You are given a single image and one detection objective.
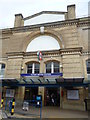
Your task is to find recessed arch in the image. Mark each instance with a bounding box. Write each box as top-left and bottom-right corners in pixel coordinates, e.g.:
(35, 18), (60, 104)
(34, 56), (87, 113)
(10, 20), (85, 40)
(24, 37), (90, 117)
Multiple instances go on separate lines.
(25, 61), (40, 65)
(44, 59), (60, 64)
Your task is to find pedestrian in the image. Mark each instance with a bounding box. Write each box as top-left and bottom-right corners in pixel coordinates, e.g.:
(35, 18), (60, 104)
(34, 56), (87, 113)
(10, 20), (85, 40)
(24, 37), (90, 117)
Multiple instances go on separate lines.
(51, 93), (55, 106)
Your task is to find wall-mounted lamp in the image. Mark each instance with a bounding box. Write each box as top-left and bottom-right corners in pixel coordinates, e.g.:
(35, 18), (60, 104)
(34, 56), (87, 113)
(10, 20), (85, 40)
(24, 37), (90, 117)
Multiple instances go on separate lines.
(60, 64), (63, 68)
(51, 57), (52, 59)
(21, 66), (24, 70)
(40, 26), (44, 34)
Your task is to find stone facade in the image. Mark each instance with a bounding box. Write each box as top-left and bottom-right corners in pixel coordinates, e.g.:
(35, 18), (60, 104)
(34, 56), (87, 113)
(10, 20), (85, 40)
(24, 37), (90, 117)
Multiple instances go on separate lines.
(1, 4), (90, 110)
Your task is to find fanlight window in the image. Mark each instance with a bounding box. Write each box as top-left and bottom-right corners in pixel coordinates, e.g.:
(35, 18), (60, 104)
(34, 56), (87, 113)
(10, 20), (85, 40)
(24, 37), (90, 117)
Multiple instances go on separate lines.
(27, 63), (40, 74)
(46, 61), (59, 73)
(26, 35), (60, 52)
(0, 63), (5, 78)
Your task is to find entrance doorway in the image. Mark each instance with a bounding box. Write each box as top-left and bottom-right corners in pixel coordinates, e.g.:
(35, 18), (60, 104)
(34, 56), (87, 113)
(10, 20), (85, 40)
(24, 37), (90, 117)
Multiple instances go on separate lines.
(24, 87), (38, 100)
(44, 87), (60, 106)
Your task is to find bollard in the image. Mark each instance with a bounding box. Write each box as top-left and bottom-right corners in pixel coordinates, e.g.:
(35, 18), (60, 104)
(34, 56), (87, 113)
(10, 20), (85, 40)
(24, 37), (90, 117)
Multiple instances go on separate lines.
(11, 98), (15, 115)
(1, 97), (4, 108)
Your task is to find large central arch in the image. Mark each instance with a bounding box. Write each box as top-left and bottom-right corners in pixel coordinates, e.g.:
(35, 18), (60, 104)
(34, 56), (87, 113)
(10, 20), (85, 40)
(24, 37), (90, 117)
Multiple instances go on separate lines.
(23, 29), (64, 52)
(26, 35), (60, 52)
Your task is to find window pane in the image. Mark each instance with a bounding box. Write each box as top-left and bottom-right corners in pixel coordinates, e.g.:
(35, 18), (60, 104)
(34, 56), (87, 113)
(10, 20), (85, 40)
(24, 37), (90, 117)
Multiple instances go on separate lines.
(46, 68), (51, 73)
(54, 62), (59, 68)
(54, 62), (59, 73)
(35, 69), (39, 73)
(46, 62), (51, 73)
(27, 63), (32, 73)
(86, 60), (90, 74)
(0, 64), (5, 78)
(35, 63), (39, 73)
(46, 62), (59, 73)
(54, 68), (59, 73)
(27, 69), (32, 74)
(27, 64), (32, 69)
(46, 63), (51, 68)
(1, 64), (5, 69)
(27, 63), (40, 74)
(87, 67), (90, 74)
(35, 63), (39, 69)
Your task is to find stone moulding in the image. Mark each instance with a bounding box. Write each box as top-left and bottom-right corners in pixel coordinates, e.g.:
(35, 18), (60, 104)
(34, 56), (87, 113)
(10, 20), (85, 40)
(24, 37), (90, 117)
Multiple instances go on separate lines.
(2, 17), (90, 34)
(6, 47), (83, 58)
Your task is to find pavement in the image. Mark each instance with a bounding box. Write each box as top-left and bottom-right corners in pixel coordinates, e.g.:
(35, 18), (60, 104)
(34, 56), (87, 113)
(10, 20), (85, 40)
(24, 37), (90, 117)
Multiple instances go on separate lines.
(0, 106), (88, 119)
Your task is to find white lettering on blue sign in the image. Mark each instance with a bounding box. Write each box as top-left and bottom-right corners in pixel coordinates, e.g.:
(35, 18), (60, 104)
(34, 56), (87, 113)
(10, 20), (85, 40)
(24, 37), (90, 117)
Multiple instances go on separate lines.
(21, 73), (63, 77)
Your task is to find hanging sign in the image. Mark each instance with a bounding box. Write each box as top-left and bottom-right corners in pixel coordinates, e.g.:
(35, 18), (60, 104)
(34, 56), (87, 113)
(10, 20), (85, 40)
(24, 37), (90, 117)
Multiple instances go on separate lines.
(37, 51), (42, 61)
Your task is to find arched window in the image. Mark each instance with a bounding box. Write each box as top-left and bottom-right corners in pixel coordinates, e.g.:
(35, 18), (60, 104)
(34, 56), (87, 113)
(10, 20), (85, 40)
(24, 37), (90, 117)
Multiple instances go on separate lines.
(27, 62), (40, 74)
(0, 63), (5, 78)
(46, 61), (59, 73)
(86, 60), (90, 80)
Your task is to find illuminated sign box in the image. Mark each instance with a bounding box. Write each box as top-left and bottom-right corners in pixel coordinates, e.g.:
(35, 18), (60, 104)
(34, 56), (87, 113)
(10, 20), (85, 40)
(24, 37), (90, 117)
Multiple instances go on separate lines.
(36, 95), (42, 101)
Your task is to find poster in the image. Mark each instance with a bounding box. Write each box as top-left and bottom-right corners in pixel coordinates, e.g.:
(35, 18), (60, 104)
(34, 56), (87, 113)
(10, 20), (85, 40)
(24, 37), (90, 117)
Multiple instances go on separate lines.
(67, 90), (79, 100)
(6, 89), (15, 98)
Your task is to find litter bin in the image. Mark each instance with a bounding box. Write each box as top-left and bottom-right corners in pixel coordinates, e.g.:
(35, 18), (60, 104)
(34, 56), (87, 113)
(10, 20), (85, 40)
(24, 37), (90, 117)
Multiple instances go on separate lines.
(22, 101), (29, 111)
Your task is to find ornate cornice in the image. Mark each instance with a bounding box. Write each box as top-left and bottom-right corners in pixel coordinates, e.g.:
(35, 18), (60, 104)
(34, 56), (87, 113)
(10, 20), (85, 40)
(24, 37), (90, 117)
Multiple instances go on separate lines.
(2, 17), (90, 34)
(82, 51), (90, 56)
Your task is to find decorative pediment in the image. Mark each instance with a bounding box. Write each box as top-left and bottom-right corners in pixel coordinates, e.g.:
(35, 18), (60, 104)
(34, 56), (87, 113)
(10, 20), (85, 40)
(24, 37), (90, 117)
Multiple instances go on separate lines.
(24, 11), (66, 26)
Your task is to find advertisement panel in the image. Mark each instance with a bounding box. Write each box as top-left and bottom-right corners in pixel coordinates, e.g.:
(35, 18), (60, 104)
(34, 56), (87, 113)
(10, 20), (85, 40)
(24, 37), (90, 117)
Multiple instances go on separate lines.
(67, 90), (79, 100)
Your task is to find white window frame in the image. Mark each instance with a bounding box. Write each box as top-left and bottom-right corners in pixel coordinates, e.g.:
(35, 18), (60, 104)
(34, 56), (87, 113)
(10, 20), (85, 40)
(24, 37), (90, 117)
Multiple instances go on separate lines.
(46, 62), (59, 73)
(0, 63), (5, 78)
(32, 63), (35, 74)
(27, 63), (39, 74)
(51, 62), (54, 73)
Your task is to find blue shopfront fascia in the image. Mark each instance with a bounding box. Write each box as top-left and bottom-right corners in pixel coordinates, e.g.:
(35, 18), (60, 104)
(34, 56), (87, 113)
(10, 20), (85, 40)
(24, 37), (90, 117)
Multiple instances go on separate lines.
(21, 73), (63, 77)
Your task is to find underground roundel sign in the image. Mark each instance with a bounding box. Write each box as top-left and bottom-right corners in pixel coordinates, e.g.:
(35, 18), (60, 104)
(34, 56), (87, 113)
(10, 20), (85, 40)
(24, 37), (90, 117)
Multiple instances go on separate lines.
(37, 51), (43, 61)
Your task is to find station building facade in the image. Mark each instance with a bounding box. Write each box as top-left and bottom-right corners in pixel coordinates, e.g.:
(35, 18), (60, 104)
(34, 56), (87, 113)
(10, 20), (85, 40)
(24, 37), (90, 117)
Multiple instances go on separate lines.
(0, 4), (90, 110)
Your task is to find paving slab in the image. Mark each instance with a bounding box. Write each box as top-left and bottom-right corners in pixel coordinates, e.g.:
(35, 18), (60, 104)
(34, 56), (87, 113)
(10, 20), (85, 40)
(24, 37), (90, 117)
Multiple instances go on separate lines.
(6, 106), (88, 119)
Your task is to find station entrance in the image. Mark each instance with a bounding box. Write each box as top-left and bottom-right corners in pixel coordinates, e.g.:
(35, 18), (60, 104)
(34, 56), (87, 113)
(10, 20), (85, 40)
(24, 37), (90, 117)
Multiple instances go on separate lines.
(44, 87), (60, 106)
(24, 87), (38, 100)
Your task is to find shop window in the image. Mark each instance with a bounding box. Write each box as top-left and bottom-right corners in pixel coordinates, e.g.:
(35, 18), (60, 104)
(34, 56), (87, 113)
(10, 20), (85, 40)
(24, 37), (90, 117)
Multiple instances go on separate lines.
(0, 63), (5, 78)
(86, 60), (90, 80)
(27, 63), (40, 74)
(46, 62), (59, 73)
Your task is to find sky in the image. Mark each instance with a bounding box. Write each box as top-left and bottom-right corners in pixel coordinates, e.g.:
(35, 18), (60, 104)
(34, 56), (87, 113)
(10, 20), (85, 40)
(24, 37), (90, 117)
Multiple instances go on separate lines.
(0, 0), (90, 29)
